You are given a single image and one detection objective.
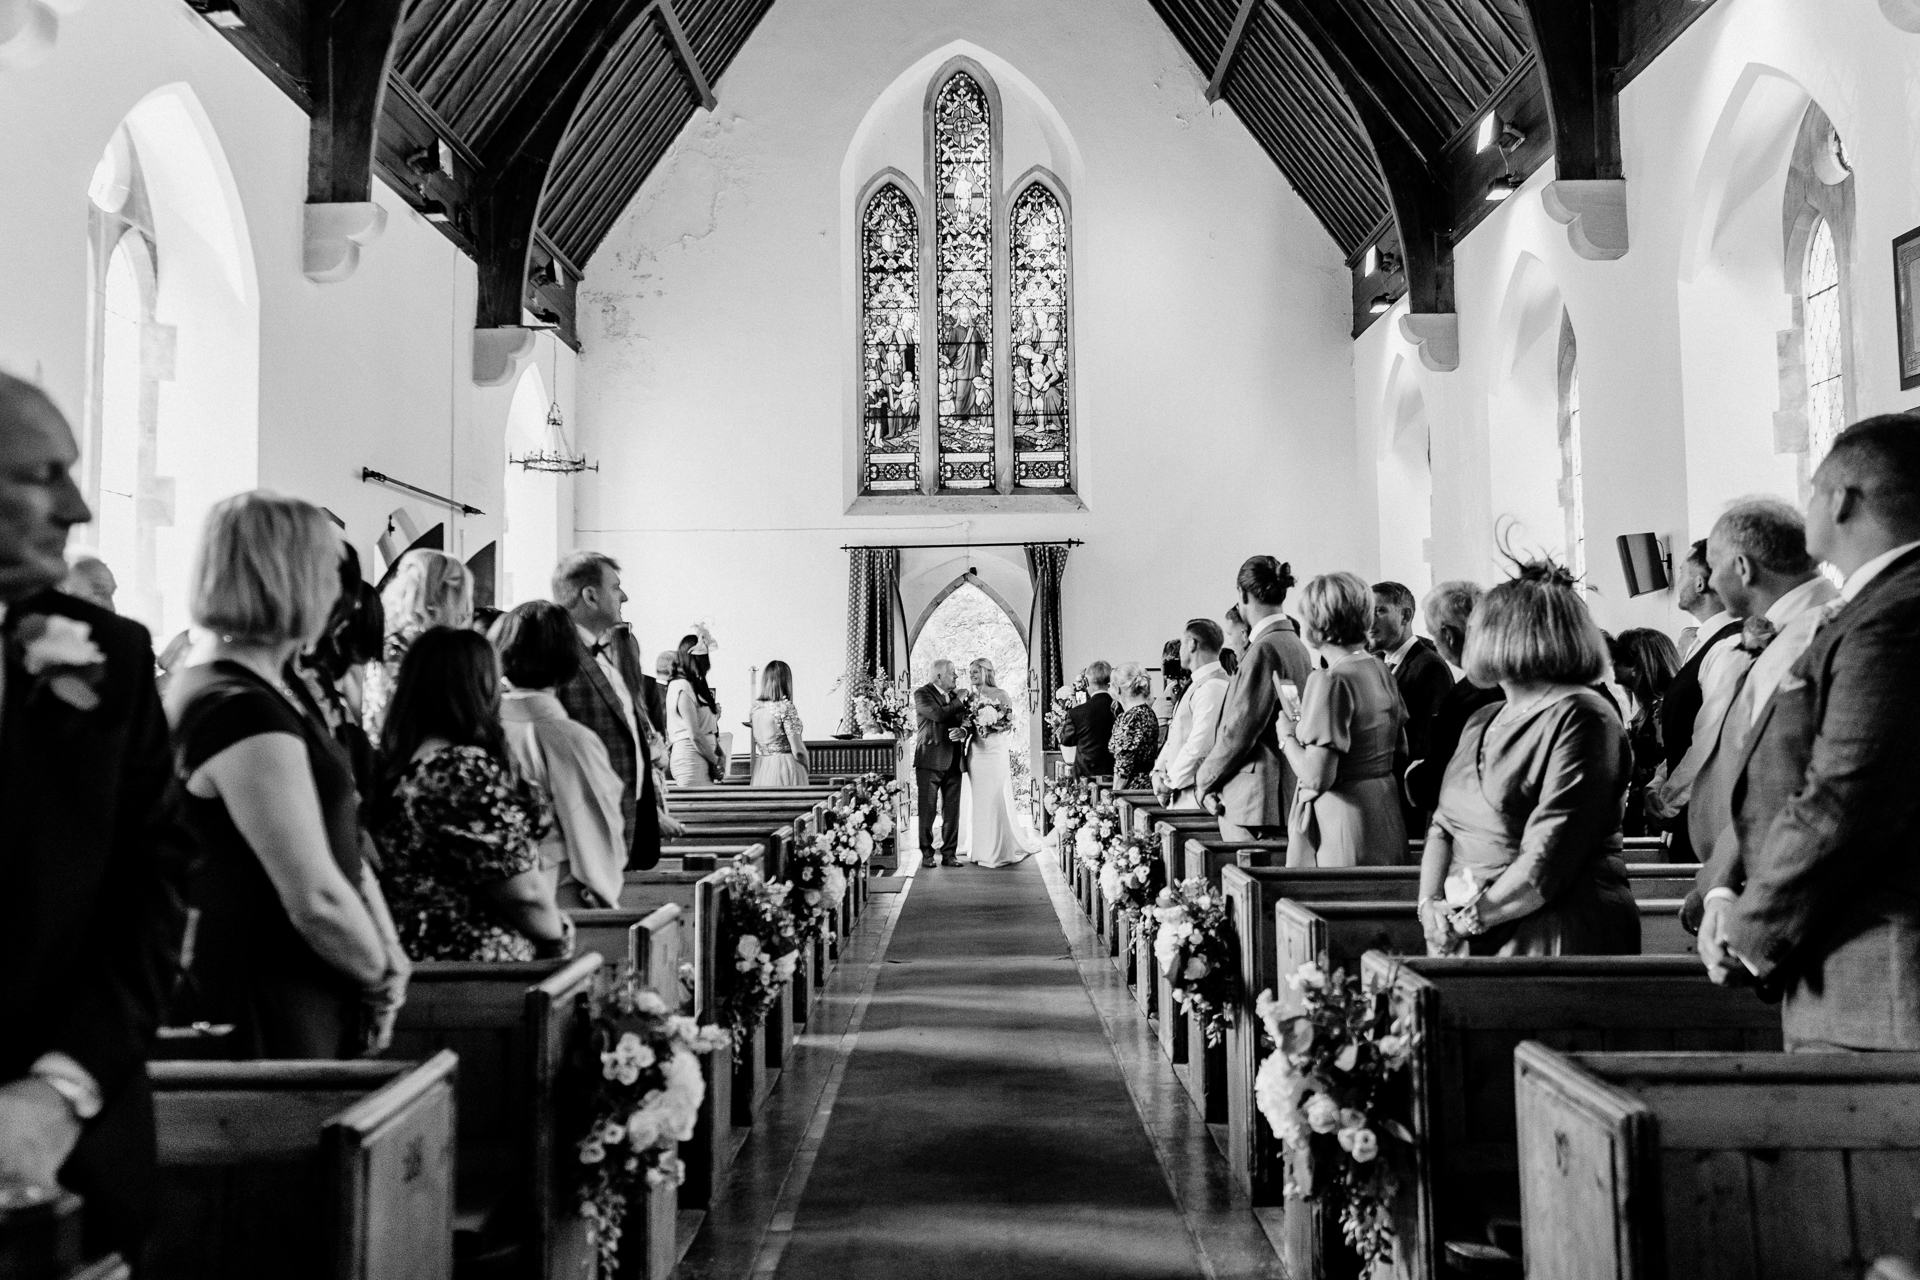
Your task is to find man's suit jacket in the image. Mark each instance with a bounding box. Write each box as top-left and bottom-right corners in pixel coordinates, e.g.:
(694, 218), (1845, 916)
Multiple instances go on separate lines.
(1196, 619), (1314, 827)
(1404, 678), (1505, 814)
(556, 624), (660, 872)
(1661, 618), (1745, 771)
(641, 674), (667, 741)
(1392, 638), (1454, 763)
(1722, 547), (1920, 1049)
(912, 682), (970, 774)
(1060, 691), (1116, 778)
(1, 590), (192, 1254)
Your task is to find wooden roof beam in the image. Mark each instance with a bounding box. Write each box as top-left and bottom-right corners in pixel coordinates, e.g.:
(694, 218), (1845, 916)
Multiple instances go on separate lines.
(654, 0), (717, 111)
(1523, 0), (1629, 259)
(304, 0), (409, 282)
(1207, 0), (1261, 102)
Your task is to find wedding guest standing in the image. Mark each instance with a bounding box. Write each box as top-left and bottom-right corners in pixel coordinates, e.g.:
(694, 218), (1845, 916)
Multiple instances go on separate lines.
(0, 375), (190, 1259)
(1156, 640), (1188, 724)
(1154, 619), (1230, 809)
(553, 551), (677, 872)
(1108, 662), (1161, 790)
(371, 628), (568, 961)
(362, 548), (471, 739)
(1656, 539), (1744, 859)
(1058, 659), (1116, 778)
(1280, 573), (1408, 867)
(290, 543), (383, 797)
(167, 492), (410, 1058)
(495, 602), (627, 909)
(61, 553), (116, 611)
(1197, 556), (1313, 839)
(645, 649), (675, 739)
(1372, 579), (1453, 833)
(1701, 418), (1920, 1051)
(1404, 581), (1503, 812)
(1222, 605), (1250, 673)
(1608, 628), (1680, 838)
(751, 660), (811, 786)
(668, 634), (725, 786)
(1417, 561), (1636, 956)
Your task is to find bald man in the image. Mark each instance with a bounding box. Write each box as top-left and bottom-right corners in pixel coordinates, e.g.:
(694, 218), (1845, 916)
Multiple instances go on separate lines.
(63, 554), (116, 612)
(0, 374), (190, 1259)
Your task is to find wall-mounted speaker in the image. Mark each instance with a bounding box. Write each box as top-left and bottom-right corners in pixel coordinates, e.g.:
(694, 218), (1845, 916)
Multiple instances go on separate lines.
(1616, 532), (1670, 597)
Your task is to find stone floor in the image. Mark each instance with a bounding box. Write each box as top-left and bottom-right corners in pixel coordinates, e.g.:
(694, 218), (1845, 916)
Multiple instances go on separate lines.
(676, 850), (1282, 1280)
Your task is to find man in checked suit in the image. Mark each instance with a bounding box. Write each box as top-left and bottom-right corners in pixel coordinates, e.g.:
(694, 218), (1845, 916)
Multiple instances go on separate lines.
(554, 551), (682, 881)
(1699, 416), (1920, 1050)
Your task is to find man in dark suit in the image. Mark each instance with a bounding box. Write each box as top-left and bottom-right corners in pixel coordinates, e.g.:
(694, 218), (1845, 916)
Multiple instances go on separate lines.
(1404, 580), (1504, 814)
(0, 375), (191, 1258)
(1371, 580), (1454, 831)
(1197, 556), (1314, 839)
(913, 659), (970, 867)
(1701, 415), (1920, 1050)
(553, 551), (681, 879)
(1058, 659), (1116, 778)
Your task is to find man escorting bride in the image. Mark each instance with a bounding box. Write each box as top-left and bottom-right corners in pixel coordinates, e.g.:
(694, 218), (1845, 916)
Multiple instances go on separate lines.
(910, 656), (1039, 869)
(954, 658), (1040, 868)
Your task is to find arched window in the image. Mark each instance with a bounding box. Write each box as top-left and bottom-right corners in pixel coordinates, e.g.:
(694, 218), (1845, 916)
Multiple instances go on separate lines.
(1557, 315), (1586, 581)
(1010, 181), (1070, 488)
(1803, 218), (1844, 467)
(860, 183), (920, 492)
(932, 71), (995, 490)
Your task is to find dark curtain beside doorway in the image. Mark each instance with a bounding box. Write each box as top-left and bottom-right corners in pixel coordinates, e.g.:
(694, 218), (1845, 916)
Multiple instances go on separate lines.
(1025, 543), (1070, 749)
(842, 546), (902, 732)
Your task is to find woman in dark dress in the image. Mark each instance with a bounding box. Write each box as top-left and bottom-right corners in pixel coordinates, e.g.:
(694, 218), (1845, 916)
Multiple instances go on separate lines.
(371, 628), (568, 962)
(1607, 628), (1680, 838)
(167, 493), (409, 1058)
(1108, 661), (1162, 790)
(1418, 560), (1638, 957)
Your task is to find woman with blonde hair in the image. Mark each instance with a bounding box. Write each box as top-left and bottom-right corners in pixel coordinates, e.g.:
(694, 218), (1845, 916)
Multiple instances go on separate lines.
(1275, 571), (1408, 867)
(166, 492), (409, 1058)
(362, 548), (473, 738)
(1107, 661), (1161, 790)
(1417, 561), (1636, 956)
(750, 659), (810, 786)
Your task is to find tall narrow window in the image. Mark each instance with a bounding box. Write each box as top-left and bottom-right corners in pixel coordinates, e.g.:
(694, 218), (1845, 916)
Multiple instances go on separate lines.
(1557, 316), (1586, 581)
(860, 185), (921, 492)
(1803, 218), (1844, 467)
(933, 73), (994, 490)
(1010, 182), (1069, 489)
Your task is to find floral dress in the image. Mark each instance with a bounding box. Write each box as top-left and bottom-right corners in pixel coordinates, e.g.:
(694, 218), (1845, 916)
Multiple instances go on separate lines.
(1109, 704), (1162, 790)
(377, 744), (554, 962)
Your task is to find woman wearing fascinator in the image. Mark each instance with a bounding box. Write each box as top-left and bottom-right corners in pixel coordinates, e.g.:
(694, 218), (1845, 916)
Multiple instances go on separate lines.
(668, 627), (726, 785)
(1416, 557), (1638, 957)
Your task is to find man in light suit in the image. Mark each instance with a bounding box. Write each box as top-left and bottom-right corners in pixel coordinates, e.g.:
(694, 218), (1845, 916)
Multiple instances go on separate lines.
(1700, 416), (1920, 1050)
(913, 659), (970, 867)
(1197, 556), (1314, 840)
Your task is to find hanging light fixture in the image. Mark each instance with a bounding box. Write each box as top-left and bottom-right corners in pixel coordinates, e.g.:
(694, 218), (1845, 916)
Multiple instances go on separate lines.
(1484, 173), (1523, 202)
(1368, 293), (1393, 315)
(510, 335), (597, 474)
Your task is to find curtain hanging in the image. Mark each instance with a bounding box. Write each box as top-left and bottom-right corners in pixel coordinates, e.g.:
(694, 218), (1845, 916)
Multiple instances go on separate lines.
(842, 546), (902, 732)
(1025, 543), (1071, 749)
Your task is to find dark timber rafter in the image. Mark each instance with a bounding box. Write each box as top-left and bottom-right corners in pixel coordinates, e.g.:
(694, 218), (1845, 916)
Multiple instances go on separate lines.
(305, 0), (408, 204)
(656, 0), (717, 111)
(1522, 0), (1629, 258)
(1206, 0), (1262, 103)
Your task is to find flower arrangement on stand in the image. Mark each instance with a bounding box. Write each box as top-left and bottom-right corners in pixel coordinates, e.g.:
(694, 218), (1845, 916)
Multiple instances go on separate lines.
(1096, 832), (1163, 933)
(782, 832), (849, 948)
(574, 969), (728, 1276)
(714, 863), (801, 1048)
(1253, 966), (1416, 1273)
(1147, 878), (1239, 1045)
(857, 772), (905, 860)
(1045, 672), (1091, 742)
(839, 667), (913, 738)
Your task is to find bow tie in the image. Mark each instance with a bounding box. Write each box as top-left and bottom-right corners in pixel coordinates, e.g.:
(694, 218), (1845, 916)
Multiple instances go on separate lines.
(590, 641), (611, 659)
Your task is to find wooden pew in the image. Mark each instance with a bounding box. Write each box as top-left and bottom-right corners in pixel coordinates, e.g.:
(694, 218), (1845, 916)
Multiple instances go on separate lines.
(693, 871), (779, 1133)
(1363, 955), (1781, 1280)
(0, 1187), (130, 1280)
(149, 1054), (458, 1280)
(1516, 1045), (1920, 1280)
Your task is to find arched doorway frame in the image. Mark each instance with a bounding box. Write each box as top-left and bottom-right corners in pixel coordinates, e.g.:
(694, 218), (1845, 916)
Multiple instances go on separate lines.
(908, 568), (1030, 655)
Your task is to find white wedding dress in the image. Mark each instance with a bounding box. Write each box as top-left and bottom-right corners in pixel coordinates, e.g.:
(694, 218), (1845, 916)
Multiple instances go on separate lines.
(958, 713), (1040, 868)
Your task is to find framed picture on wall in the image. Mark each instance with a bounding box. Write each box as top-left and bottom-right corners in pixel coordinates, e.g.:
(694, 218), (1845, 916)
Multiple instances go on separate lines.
(1896, 225), (1920, 391)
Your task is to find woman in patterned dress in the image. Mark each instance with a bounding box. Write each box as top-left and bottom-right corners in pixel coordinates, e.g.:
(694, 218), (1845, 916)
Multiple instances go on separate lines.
(1108, 661), (1162, 790)
(750, 660), (812, 786)
(371, 627), (571, 962)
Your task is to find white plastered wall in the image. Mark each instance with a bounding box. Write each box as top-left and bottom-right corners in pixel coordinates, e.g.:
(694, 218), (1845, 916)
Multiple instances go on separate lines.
(1357, 0), (1920, 637)
(575, 0), (1365, 734)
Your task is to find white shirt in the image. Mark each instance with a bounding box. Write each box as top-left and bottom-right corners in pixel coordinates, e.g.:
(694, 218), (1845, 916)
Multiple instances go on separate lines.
(1248, 611), (1290, 644)
(577, 623), (641, 749)
(1686, 610), (1736, 661)
(1840, 540), (1920, 601)
(1741, 575), (1841, 727)
(1383, 632), (1420, 672)
(1162, 661), (1228, 793)
(1692, 610), (1746, 709)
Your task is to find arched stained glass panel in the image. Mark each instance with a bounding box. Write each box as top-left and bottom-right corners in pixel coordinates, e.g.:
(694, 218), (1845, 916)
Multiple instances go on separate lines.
(1804, 218), (1844, 467)
(861, 185), (920, 492)
(1010, 183), (1069, 489)
(933, 73), (994, 490)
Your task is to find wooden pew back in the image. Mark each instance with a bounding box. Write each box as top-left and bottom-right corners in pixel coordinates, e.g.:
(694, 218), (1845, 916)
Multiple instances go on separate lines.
(1517, 1045), (1920, 1280)
(150, 1054), (458, 1280)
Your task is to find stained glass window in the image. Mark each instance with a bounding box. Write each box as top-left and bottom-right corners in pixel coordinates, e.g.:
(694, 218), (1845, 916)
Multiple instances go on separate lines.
(861, 185), (920, 492)
(1804, 218), (1844, 468)
(933, 73), (995, 490)
(1010, 182), (1069, 488)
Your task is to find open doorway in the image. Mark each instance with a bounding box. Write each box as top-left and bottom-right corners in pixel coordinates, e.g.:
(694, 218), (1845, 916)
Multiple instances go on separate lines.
(909, 577), (1033, 797)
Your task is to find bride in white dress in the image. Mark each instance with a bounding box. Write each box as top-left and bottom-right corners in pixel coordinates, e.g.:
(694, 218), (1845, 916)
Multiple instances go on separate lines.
(956, 659), (1040, 867)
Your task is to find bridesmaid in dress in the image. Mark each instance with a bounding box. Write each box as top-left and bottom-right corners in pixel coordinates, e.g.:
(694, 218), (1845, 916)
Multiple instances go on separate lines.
(750, 660), (811, 787)
(1276, 572), (1409, 867)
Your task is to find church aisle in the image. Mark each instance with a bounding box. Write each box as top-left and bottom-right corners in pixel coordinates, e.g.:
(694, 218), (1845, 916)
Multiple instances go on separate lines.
(757, 855), (1245, 1280)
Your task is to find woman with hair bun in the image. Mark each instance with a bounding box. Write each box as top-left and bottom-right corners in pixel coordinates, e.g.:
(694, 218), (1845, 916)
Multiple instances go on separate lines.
(1196, 556), (1315, 839)
(1417, 560), (1637, 956)
(1277, 571), (1408, 867)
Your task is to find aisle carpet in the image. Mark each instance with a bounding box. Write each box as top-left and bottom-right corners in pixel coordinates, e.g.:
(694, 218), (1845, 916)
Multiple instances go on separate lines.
(772, 856), (1206, 1279)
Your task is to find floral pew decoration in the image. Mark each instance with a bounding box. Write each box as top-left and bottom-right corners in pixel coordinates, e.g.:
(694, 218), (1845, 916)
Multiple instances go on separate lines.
(1072, 798), (1122, 874)
(575, 969), (729, 1275)
(1147, 878), (1239, 1045)
(1096, 831), (1163, 934)
(1042, 776), (1095, 846)
(817, 778), (901, 870)
(1253, 964), (1416, 1273)
(783, 830), (850, 947)
(714, 863), (802, 1049)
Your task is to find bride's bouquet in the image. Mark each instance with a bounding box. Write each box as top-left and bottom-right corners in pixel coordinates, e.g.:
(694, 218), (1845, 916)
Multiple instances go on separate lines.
(964, 695), (1014, 740)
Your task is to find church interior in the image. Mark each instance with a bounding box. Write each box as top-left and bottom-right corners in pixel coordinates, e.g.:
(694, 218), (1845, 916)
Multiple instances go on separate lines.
(5, 0), (1920, 1277)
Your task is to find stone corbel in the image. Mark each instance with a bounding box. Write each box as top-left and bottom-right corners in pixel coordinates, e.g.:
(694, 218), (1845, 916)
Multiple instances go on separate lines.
(1542, 179), (1629, 260)
(302, 201), (388, 283)
(1400, 313), (1460, 373)
(473, 326), (538, 388)
(1879, 0), (1920, 31)
(0, 0), (85, 72)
